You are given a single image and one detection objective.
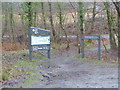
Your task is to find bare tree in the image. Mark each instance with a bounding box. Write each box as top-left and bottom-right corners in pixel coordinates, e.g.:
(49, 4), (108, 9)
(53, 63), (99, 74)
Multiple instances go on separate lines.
(48, 2), (56, 42)
(2, 3), (9, 37)
(77, 2), (85, 53)
(78, 2), (84, 35)
(69, 2), (82, 53)
(9, 3), (15, 43)
(21, 2), (33, 45)
(90, 2), (96, 34)
(112, 1), (120, 50)
(41, 2), (46, 29)
(57, 3), (70, 49)
(104, 2), (117, 49)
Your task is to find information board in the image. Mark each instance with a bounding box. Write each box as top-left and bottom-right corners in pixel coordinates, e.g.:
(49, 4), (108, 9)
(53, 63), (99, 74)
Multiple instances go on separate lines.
(31, 35), (50, 45)
(81, 35), (101, 60)
(29, 27), (51, 60)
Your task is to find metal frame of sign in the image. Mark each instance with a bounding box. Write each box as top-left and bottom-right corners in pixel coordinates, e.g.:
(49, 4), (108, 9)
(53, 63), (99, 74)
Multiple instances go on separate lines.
(81, 35), (101, 60)
(29, 27), (51, 60)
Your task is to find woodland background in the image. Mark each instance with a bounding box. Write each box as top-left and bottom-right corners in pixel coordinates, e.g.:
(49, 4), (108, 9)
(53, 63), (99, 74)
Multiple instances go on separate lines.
(2, 2), (119, 51)
(1, 2), (120, 87)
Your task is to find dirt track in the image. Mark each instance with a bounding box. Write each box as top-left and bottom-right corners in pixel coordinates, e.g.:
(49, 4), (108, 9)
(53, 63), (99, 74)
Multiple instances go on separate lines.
(28, 50), (118, 88)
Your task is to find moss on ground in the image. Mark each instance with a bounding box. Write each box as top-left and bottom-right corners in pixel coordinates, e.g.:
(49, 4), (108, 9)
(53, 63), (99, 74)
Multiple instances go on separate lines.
(2, 50), (46, 88)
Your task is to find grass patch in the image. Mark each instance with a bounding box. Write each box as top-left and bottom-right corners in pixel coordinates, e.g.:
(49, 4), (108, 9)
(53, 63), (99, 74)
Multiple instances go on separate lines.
(2, 50), (44, 87)
(2, 59), (40, 81)
(2, 50), (29, 61)
(6, 59), (42, 88)
(32, 58), (50, 62)
(2, 49), (48, 61)
(9, 71), (41, 88)
(2, 72), (9, 81)
(14, 60), (38, 69)
(11, 78), (39, 88)
(75, 55), (118, 66)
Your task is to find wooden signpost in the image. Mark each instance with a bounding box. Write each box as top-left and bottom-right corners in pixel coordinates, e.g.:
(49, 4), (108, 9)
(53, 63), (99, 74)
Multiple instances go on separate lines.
(81, 35), (101, 60)
(29, 27), (51, 60)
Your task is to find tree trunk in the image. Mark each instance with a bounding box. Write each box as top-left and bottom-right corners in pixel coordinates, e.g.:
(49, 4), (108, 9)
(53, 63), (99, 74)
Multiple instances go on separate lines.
(69, 2), (81, 53)
(57, 3), (69, 49)
(33, 12), (37, 27)
(77, 2), (85, 53)
(90, 2), (96, 34)
(113, 2), (120, 51)
(48, 2), (56, 41)
(41, 2), (46, 29)
(27, 2), (32, 28)
(118, 14), (120, 46)
(104, 2), (117, 49)
(24, 2), (33, 46)
(9, 4), (15, 43)
(78, 2), (84, 35)
(3, 6), (8, 37)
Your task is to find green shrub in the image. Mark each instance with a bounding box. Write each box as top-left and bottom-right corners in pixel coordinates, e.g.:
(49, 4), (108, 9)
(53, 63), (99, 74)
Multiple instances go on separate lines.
(2, 72), (9, 81)
(85, 39), (92, 46)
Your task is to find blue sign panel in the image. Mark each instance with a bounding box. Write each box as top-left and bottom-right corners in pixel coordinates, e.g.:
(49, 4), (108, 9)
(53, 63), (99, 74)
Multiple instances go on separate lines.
(82, 35), (100, 40)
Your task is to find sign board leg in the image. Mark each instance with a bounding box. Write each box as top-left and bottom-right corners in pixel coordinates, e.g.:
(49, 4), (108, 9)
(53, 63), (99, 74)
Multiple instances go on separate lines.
(29, 50), (32, 60)
(81, 39), (84, 58)
(48, 50), (50, 58)
(98, 39), (101, 60)
(29, 28), (32, 60)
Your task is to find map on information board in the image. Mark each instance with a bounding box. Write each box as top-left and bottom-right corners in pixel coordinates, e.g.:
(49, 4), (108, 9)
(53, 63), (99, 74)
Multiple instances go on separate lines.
(31, 35), (50, 45)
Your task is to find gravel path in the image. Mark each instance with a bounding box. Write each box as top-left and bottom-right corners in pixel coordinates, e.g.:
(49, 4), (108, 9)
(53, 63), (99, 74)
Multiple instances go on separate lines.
(29, 51), (118, 88)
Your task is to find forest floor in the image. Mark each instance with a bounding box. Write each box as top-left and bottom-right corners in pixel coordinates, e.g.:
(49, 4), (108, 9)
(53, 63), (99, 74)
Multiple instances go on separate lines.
(29, 48), (118, 88)
(1, 34), (118, 88)
(1, 46), (118, 88)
